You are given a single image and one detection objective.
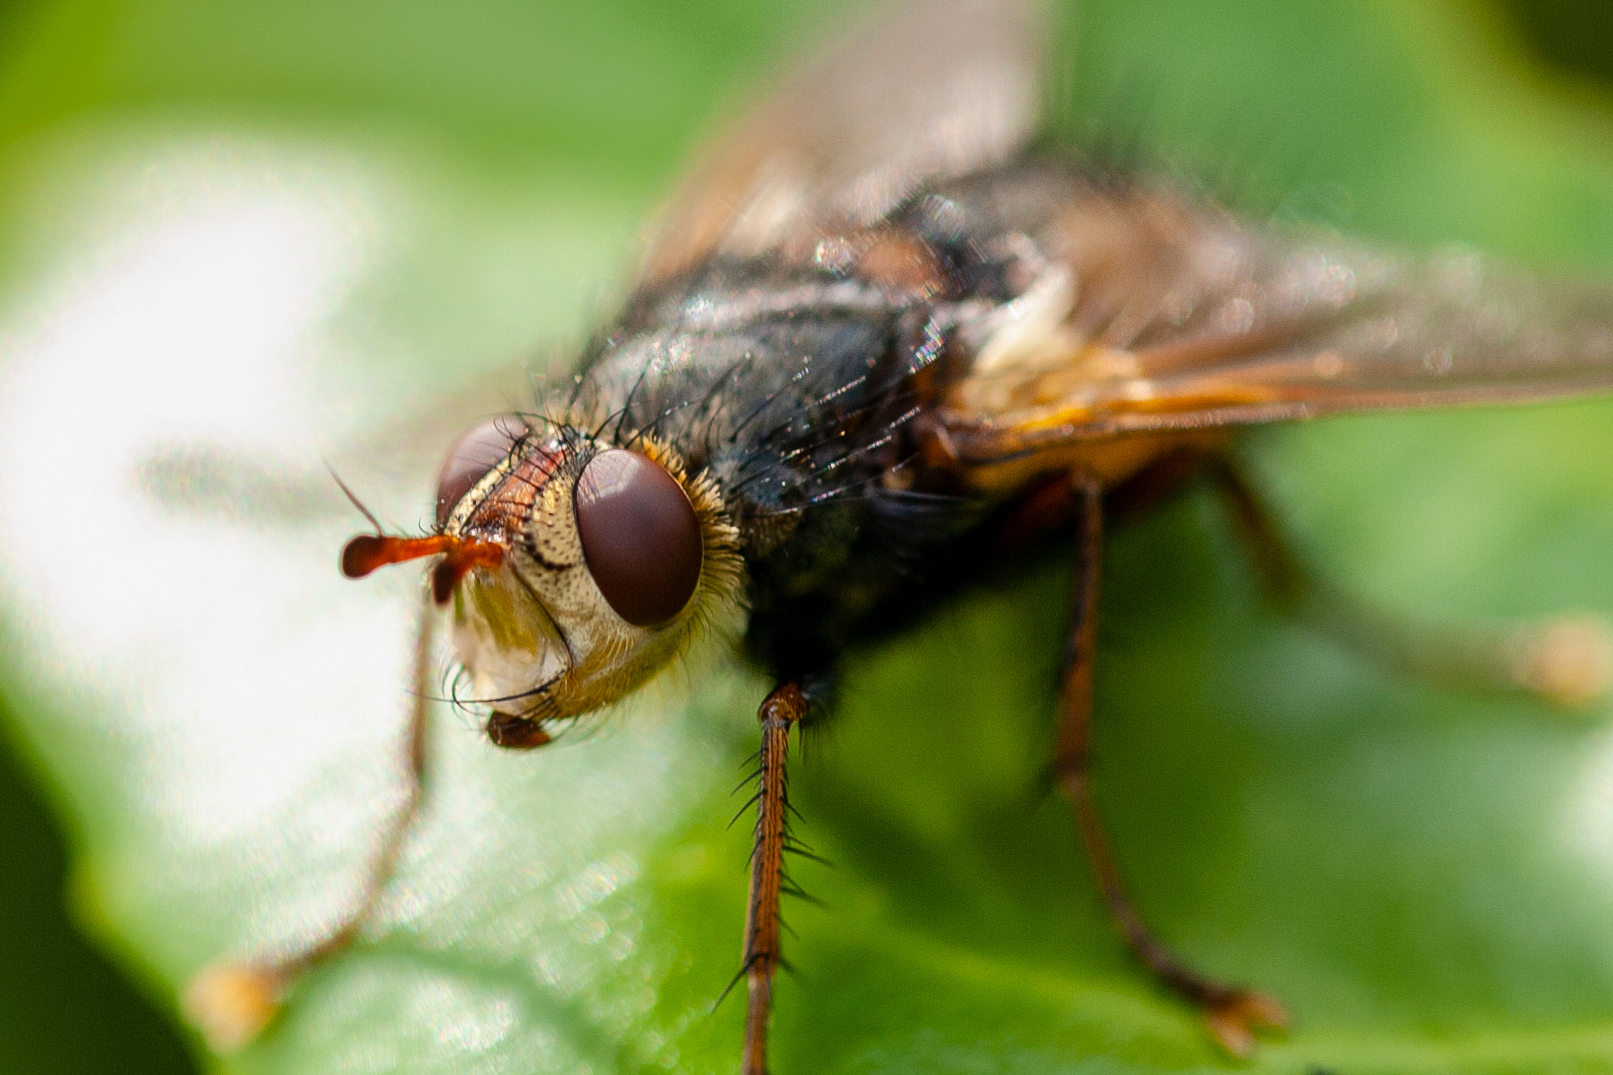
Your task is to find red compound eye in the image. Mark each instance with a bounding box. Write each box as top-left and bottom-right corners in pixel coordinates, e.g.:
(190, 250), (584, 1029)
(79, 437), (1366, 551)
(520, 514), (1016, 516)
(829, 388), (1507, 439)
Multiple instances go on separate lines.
(573, 449), (702, 626)
(436, 415), (526, 526)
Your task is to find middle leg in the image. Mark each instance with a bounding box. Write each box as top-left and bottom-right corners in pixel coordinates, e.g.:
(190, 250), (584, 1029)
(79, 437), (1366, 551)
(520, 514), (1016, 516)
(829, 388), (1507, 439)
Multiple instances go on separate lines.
(1054, 472), (1286, 1056)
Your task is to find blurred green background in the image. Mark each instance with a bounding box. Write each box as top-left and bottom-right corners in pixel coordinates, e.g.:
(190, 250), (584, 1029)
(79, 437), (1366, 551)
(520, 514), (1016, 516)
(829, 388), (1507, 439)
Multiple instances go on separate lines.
(4, 1), (1613, 1073)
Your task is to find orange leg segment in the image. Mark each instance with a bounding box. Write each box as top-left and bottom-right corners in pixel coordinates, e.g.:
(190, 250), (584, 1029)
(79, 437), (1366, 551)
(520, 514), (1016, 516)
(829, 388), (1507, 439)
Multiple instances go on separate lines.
(739, 681), (808, 1075)
(1055, 472), (1286, 1056)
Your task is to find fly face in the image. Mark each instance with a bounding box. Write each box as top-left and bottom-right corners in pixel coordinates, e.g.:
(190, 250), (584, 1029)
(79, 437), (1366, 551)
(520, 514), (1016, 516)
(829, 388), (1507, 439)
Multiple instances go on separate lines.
(368, 414), (742, 739)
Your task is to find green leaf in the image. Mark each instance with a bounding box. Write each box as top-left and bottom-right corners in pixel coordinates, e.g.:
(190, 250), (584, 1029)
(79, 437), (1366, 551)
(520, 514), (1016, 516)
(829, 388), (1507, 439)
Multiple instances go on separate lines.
(4, 1), (1613, 1073)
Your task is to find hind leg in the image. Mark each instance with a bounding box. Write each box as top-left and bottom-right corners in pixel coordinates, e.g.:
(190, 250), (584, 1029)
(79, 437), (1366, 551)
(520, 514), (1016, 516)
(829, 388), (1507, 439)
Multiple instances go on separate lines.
(1208, 457), (1612, 709)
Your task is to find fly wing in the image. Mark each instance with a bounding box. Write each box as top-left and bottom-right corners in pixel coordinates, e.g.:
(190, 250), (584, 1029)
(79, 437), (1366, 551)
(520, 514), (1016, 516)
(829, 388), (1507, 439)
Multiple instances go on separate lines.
(941, 185), (1613, 463)
(637, 0), (1045, 286)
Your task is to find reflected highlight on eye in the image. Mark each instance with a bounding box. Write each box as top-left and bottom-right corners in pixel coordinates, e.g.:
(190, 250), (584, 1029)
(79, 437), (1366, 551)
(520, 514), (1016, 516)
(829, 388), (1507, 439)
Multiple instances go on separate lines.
(573, 449), (702, 627)
(436, 415), (527, 526)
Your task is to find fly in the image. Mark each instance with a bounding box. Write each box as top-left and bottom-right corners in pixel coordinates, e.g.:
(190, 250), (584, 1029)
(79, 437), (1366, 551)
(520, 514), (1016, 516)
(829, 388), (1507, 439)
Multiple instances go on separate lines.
(183, 0), (1613, 1068)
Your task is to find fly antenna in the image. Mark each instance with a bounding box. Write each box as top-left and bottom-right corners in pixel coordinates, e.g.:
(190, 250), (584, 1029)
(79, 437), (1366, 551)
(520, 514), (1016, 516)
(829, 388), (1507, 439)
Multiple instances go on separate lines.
(324, 459), (386, 534)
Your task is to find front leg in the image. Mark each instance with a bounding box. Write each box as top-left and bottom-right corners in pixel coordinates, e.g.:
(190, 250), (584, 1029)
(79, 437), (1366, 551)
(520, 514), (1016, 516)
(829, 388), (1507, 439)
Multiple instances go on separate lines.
(1056, 473), (1286, 1056)
(184, 588), (460, 1049)
(182, 591), (562, 1050)
(740, 681), (809, 1075)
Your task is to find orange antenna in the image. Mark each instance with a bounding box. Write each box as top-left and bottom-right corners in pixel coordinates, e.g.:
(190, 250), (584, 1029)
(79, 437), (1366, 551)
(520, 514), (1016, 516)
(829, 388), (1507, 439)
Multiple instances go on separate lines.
(328, 463), (506, 604)
(342, 533), (452, 578)
(341, 533), (505, 605)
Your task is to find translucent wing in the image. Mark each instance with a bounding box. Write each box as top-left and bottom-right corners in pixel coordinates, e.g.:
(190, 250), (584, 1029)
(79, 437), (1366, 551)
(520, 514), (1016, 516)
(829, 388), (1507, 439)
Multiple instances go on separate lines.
(637, 0), (1045, 286)
(940, 185), (1613, 464)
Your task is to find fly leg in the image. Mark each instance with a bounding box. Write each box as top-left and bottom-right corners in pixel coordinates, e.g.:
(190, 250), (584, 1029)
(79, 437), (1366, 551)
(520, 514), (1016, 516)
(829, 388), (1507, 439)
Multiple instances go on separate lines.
(738, 681), (809, 1075)
(1056, 473), (1287, 1056)
(1208, 457), (1613, 708)
(182, 589), (477, 1050)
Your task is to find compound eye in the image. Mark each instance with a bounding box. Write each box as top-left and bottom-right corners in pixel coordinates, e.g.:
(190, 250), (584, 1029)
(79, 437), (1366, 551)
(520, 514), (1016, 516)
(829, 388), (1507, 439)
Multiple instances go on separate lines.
(436, 415), (526, 526)
(574, 449), (702, 626)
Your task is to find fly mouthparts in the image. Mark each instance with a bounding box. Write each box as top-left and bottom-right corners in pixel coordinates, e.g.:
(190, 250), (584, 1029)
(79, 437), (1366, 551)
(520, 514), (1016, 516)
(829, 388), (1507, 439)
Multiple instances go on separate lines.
(340, 532), (505, 605)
